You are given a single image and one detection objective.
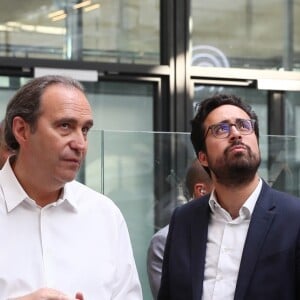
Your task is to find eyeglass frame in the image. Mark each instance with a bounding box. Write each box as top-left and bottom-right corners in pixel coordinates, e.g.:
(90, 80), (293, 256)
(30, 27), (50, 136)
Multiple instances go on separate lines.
(204, 118), (256, 139)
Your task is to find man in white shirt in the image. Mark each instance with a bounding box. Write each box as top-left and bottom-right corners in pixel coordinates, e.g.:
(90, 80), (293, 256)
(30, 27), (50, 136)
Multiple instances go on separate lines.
(0, 75), (142, 300)
(158, 94), (300, 300)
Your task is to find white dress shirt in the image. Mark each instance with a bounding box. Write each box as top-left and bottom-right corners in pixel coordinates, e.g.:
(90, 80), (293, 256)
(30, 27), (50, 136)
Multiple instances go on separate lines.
(202, 179), (262, 300)
(0, 159), (142, 300)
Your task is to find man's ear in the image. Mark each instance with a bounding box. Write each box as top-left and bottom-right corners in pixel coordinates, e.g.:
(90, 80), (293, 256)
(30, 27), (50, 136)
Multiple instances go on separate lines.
(193, 183), (204, 198)
(12, 116), (30, 145)
(198, 151), (208, 167)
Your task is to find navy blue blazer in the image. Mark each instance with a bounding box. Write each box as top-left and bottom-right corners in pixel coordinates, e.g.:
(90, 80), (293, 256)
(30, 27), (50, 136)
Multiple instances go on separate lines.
(158, 181), (300, 300)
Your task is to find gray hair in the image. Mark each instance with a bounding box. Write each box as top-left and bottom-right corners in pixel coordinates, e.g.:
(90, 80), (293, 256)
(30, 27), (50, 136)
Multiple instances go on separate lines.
(4, 75), (85, 151)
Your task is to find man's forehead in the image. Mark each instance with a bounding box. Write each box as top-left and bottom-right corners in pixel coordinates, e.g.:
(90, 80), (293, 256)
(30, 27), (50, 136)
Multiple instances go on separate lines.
(206, 105), (249, 123)
(40, 86), (91, 111)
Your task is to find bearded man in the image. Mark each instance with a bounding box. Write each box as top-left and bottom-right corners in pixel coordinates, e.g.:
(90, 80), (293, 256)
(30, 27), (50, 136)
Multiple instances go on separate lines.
(158, 94), (300, 300)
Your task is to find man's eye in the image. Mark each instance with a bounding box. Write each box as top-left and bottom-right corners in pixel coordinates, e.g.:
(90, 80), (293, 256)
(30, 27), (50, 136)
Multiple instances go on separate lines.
(61, 123), (70, 129)
(238, 120), (251, 130)
(82, 127), (90, 135)
(215, 124), (228, 133)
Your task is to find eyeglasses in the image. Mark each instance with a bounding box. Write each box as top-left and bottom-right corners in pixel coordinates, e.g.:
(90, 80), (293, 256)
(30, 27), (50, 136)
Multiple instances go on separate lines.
(204, 119), (256, 139)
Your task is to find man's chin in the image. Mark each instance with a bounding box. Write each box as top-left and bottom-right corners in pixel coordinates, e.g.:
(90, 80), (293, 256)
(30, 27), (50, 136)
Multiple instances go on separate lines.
(59, 171), (78, 183)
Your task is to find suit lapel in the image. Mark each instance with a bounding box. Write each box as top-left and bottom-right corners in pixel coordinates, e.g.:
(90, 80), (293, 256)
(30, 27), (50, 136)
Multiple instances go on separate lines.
(190, 197), (211, 300)
(234, 182), (276, 300)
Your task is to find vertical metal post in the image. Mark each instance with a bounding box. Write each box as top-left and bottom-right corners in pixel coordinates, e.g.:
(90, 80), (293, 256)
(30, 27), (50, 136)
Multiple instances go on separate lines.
(283, 0), (294, 70)
(65, 0), (83, 60)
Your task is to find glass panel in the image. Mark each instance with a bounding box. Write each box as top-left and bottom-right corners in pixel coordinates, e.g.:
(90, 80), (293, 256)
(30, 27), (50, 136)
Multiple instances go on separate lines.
(285, 91), (300, 137)
(74, 80), (154, 185)
(284, 91), (300, 195)
(85, 130), (197, 300)
(83, 81), (153, 131)
(84, 130), (300, 299)
(191, 0), (300, 70)
(104, 131), (155, 300)
(0, 0), (160, 64)
(0, 76), (31, 121)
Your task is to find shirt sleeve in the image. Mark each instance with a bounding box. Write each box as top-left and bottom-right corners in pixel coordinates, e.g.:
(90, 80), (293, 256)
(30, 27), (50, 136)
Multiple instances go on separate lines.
(112, 217), (143, 300)
(146, 228), (167, 299)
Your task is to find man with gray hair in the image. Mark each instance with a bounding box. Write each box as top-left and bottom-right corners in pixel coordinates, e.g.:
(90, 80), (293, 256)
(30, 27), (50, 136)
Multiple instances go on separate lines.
(0, 75), (142, 300)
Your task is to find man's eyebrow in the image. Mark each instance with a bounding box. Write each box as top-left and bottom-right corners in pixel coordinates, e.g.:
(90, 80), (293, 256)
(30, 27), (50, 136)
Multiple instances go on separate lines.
(85, 120), (94, 128)
(217, 118), (247, 124)
(55, 118), (94, 127)
(217, 119), (231, 124)
(55, 117), (76, 125)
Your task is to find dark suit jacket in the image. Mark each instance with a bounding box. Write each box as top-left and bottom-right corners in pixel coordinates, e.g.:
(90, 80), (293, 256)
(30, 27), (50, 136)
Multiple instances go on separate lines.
(158, 181), (300, 300)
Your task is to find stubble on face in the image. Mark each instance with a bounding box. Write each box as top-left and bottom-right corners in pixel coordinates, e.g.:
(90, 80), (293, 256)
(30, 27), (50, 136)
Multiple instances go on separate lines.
(208, 140), (261, 187)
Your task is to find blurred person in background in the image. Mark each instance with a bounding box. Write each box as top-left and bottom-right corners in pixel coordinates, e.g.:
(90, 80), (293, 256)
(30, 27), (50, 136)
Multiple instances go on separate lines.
(147, 159), (213, 299)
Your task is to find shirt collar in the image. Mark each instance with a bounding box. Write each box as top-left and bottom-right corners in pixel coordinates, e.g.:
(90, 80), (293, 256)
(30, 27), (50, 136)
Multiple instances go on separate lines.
(209, 178), (263, 220)
(60, 183), (79, 212)
(0, 157), (78, 212)
(0, 157), (28, 212)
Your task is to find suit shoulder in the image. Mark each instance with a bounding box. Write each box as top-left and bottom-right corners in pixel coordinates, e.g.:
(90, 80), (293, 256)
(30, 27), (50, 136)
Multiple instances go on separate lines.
(261, 182), (300, 211)
(170, 195), (209, 224)
(177, 194), (209, 212)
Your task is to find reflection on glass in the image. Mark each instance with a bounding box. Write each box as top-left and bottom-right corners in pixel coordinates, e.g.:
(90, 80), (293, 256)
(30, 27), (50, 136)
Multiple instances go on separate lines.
(0, 0), (160, 64)
(84, 130), (300, 299)
(191, 0), (300, 70)
(0, 76), (31, 120)
(83, 80), (153, 131)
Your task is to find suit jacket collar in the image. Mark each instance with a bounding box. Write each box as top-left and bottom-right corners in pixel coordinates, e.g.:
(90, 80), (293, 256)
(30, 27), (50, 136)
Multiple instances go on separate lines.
(190, 195), (211, 299)
(234, 180), (276, 299)
(189, 180), (276, 300)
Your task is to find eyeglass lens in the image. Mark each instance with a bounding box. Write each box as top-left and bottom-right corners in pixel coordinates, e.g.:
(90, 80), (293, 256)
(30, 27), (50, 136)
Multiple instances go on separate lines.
(212, 119), (254, 138)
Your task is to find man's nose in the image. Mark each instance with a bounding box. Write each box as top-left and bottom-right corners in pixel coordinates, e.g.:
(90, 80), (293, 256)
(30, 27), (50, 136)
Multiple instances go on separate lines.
(229, 124), (242, 139)
(70, 131), (87, 151)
